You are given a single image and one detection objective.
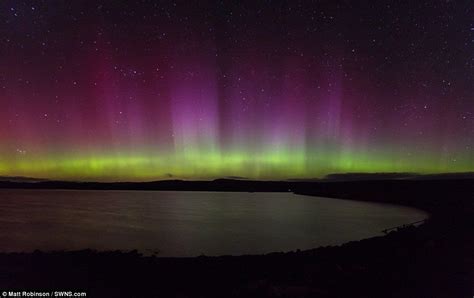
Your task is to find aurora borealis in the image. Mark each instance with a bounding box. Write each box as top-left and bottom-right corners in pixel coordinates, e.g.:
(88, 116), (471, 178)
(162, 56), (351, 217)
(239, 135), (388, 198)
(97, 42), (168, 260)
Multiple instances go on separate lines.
(0, 1), (473, 181)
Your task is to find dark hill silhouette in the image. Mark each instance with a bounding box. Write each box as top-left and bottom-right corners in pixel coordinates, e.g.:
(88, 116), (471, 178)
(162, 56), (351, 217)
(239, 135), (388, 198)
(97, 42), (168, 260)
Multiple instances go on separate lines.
(1, 175), (473, 213)
(0, 176), (49, 183)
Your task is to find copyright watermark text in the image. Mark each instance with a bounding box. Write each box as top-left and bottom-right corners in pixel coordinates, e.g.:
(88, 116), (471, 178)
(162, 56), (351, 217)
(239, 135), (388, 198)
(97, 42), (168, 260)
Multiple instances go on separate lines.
(1, 291), (86, 297)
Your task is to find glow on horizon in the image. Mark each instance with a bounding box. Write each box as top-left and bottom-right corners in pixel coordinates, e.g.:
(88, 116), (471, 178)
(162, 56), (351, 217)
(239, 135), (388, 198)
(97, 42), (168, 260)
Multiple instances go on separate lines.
(1, 147), (472, 181)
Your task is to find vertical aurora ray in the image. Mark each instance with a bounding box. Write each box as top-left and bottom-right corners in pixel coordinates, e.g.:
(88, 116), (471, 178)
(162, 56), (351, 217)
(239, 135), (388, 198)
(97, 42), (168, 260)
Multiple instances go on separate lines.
(0, 1), (472, 181)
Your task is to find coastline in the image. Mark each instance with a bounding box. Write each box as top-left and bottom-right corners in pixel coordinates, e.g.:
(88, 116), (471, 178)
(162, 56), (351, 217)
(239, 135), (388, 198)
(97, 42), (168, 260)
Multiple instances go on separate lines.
(0, 179), (472, 297)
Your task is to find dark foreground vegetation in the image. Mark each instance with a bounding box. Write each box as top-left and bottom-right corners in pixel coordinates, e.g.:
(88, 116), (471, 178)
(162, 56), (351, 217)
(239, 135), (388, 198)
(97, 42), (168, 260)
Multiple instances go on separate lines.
(0, 178), (472, 297)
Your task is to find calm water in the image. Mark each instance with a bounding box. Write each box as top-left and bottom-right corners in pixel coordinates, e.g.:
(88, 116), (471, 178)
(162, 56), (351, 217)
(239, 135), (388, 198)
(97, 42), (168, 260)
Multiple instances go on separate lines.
(0, 190), (428, 256)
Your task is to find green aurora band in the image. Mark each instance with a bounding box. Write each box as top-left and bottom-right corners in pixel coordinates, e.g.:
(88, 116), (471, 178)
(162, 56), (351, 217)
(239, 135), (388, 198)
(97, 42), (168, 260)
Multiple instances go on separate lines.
(1, 147), (472, 181)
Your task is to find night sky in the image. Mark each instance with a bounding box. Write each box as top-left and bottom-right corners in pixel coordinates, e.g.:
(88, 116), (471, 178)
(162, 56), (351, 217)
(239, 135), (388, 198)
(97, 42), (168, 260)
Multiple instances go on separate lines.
(0, 1), (473, 181)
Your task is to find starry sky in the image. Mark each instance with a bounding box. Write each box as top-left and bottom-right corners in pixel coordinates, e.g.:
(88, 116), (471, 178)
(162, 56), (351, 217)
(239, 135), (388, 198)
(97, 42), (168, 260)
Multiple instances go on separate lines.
(0, 1), (473, 181)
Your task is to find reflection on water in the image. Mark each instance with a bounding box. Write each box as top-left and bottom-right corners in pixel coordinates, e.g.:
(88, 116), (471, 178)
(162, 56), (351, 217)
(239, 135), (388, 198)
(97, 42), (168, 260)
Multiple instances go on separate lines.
(0, 190), (428, 256)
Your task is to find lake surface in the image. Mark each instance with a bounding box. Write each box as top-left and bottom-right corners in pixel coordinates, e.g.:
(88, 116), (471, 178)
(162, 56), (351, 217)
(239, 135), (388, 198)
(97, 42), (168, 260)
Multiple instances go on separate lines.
(0, 190), (428, 256)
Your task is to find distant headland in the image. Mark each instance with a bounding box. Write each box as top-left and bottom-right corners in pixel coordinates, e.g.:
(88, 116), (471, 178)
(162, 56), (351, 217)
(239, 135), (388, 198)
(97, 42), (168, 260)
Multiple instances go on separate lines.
(1, 173), (473, 214)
